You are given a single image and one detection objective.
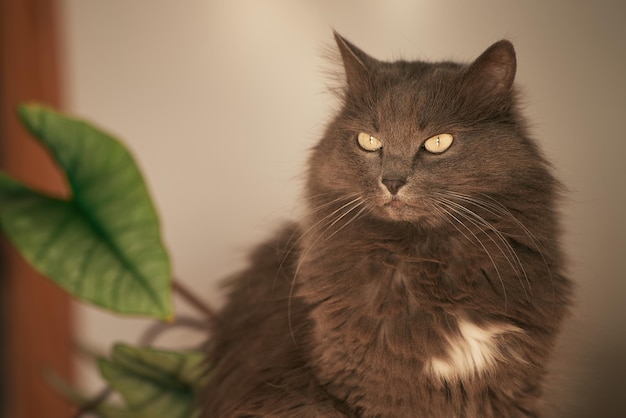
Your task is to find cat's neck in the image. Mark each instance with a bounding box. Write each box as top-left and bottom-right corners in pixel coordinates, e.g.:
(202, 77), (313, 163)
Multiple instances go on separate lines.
(295, 207), (523, 321)
(299, 211), (452, 264)
(296, 214), (457, 301)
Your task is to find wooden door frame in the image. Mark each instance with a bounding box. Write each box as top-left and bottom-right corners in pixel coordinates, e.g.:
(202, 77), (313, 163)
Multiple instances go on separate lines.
(0, 0), (74, 417)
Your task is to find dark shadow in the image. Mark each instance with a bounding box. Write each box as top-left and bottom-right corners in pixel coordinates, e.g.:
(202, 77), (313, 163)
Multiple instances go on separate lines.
(558, 339), (626, 418)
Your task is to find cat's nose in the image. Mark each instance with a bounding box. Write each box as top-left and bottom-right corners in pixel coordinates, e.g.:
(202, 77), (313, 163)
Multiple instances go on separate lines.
(382, 178), (406, 195)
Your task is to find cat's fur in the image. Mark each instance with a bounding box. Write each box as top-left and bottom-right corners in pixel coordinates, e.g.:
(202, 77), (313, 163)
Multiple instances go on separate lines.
(201, 33), (571, 417)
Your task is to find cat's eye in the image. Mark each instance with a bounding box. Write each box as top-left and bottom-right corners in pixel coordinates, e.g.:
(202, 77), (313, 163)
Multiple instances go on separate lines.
(423, 133), (454, 154)
(357, 132), (382, 152)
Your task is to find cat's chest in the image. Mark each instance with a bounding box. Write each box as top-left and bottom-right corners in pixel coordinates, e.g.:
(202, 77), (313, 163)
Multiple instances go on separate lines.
(303, 256), (520, 415)
(307, 262), (456, 375)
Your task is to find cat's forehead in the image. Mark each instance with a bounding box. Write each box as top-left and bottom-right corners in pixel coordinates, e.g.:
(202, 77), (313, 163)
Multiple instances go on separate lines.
(377, 60), (464, 86)
(367, 65), (456, 124)
(371, 61), (462, 106)
(364, 61), (468, 130)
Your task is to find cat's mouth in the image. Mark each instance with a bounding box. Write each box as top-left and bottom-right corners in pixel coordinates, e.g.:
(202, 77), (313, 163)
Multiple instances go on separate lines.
(385, 198), (405, 209)
(379, 195), (431, 223)
(381, 196), (414, 221)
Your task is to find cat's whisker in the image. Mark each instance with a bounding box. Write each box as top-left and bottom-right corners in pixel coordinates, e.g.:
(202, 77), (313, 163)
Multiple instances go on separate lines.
(429, 198), (508, 306)
(286, 194), (367, 347)
(276, 193), (363, 286)
(277, 193), (354, 254)
(320, 198), (365, 239)
(307, 192), (362, 213)
(278, 193), (362, 266)
(449, 191), (550, 263)
(475, 192), (555, 290)
(304, 196), (364, 242)
(427, 202), (475, 246)
(441, 198), (532, 301)
(439, 191), (550, 295)
(435, 195), (532, 301)
(324, 201), (372, 241)
(436, 193), (526, 261)
(287, 197), (372, 344)
(297, 198), (365, 271)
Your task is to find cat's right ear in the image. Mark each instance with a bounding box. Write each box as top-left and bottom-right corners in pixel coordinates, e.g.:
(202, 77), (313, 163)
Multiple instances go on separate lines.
(334, 31), (376, 94)
(464, 40), (517, 97)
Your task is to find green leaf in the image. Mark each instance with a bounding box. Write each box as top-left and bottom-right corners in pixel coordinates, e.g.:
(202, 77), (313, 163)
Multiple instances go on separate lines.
(99, 344), (206, 418)
(44, 369), (135, 418)
(0, 104), (172, 319)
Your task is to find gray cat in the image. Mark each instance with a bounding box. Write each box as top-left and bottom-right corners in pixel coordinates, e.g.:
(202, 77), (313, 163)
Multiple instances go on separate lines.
(201, 32), (572, 418)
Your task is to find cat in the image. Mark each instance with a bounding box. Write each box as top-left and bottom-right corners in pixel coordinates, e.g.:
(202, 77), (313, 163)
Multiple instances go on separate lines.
(201, 32), (572, 418)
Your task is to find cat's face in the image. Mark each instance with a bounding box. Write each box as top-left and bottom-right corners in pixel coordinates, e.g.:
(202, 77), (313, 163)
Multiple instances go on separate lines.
(307, 34), (547, 228)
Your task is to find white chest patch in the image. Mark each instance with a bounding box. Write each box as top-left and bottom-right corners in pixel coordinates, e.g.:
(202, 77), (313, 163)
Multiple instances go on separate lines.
(425, 319), (522, 383)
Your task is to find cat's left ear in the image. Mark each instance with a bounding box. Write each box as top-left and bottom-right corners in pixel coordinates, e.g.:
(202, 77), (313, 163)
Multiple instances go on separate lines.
(464, 40), (516, 96)
(334, 31), (378, 94)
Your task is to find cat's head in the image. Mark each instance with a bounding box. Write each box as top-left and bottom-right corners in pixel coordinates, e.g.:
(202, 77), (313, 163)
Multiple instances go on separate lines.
(306, 33), (553, 228)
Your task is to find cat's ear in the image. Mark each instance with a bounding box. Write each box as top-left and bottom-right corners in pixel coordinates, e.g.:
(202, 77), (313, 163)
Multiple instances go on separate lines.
(334, 31), (377, 94)
(464, 40), (516, 96)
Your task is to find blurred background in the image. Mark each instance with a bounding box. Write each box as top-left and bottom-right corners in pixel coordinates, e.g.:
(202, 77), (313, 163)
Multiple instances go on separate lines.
(1, 1), (624, 417)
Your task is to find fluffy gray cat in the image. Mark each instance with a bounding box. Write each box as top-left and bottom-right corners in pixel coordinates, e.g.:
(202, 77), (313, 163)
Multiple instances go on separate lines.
(201, 32), (571, 418)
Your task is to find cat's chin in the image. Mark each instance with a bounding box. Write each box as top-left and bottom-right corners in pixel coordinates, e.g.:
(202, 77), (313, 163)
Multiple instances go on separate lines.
(378, 198), (428, 223)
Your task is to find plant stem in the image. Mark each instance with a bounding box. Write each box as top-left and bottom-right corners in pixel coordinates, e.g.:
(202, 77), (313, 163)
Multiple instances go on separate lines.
(139, 315), (209, 346)
(172, 279), (217, 320)
(73, 387), (113, 418)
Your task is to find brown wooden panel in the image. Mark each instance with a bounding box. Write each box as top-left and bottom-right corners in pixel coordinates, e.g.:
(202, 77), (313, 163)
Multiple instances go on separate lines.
(0, 0), (74, 417)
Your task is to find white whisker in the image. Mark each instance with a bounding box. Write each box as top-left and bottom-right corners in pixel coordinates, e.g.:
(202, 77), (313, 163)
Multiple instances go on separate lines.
(428, 198), (508, 307)
(325, 202), (371, 241)
(435, 194), (532, 301)
(475, 192), (555, 290)
(449, 191), (551, 268)
(286, 194), (369, 348)
(275, 194), (363, 287)
(441, 191), (553, 295)
(321, 198), (364, 234)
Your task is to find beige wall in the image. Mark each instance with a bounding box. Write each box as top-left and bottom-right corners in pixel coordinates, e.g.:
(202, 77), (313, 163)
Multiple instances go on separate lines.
(61, 1), (625, 415)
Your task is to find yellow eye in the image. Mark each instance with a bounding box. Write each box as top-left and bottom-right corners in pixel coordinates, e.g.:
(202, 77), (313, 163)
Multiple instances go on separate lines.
(423, 133), (454, 153)
(357, 132), (382, 152)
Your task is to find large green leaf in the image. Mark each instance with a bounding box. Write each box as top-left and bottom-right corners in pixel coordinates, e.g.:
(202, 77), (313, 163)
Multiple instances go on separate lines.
(0, 104), (172, 319)
(99, 344), (205, 418)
